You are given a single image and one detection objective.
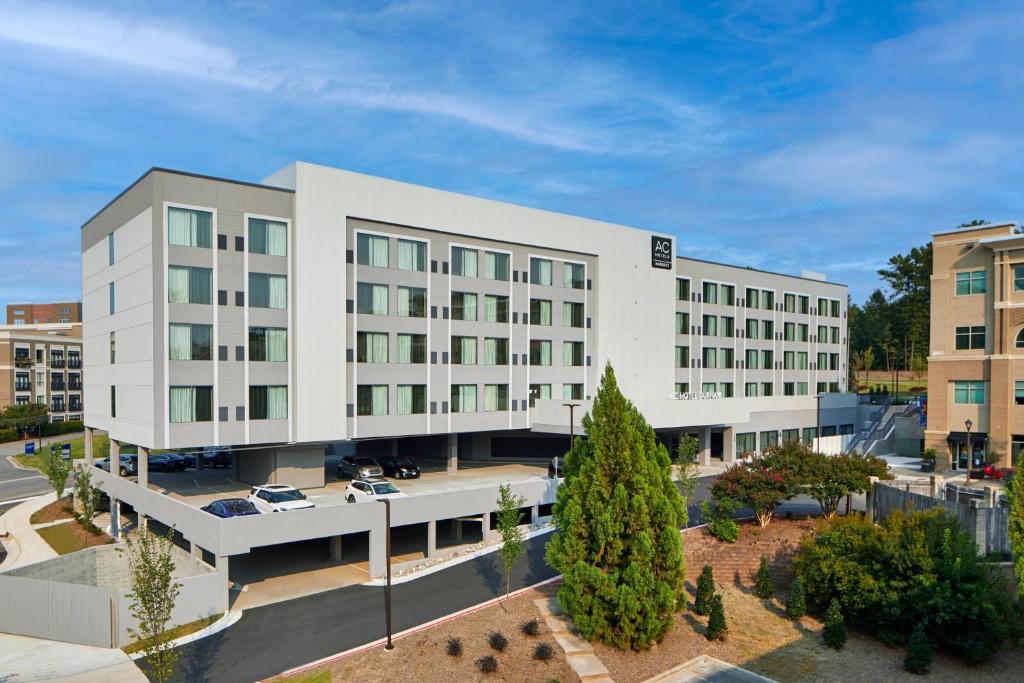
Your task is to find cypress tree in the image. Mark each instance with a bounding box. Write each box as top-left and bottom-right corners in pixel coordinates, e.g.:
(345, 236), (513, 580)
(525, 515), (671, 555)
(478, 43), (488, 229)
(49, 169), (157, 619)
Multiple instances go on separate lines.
(1007, 468), (1024, 600)
(546, 363), (687, 650)
(904, 623), (933, 674)
(706, 594), (727, 641)
(822, 598), (847, 649)
(694, 564), (715, 615)
(754, 556), (774, 599)
(785, 577), (806, 621)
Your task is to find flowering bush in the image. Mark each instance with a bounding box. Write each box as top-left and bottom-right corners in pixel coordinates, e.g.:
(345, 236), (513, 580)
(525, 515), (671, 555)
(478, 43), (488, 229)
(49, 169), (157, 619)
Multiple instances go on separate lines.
(711, 459), (795, 527)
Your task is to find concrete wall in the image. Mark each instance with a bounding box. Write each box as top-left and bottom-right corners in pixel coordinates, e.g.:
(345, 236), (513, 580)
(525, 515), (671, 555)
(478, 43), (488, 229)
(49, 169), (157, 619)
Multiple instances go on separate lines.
(894, 415), (924, 456)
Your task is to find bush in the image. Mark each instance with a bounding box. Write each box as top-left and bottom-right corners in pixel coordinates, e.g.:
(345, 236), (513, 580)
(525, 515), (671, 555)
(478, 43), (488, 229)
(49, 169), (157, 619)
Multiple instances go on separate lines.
(476, 655), (498, 674)
(694, 564), (715, 616)
(533, 642), (554, 661)
(40, 419), (84, 437)
(754, 556), (774, 599)
(487, 631), (508, 652)
(710, 451), (797, 527)
(0, 427), (18, 443)
(706, 594), (727, 641)
(445, 637), (462, 657)
(785, 578), (806, 621)
(700, 499), (740, 542)
(520, 618), (540, 637)
(904, 623), (933, 674)
(823, 598), (846, 650)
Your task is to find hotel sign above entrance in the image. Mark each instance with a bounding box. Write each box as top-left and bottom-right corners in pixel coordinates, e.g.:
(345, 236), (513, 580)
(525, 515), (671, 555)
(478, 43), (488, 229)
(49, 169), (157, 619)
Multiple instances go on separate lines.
(672, 391), (722, 401)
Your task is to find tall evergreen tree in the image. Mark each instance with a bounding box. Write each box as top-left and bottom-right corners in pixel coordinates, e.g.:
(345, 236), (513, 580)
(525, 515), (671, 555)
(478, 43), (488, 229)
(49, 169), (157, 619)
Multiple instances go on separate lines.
(1007, 469), (1024, 600)
(546, 363), (687, 650)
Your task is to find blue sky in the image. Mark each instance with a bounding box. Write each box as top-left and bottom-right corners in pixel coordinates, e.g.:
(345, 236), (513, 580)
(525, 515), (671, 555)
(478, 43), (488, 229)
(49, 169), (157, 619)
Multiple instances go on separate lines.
(0, 0), (1020, 312)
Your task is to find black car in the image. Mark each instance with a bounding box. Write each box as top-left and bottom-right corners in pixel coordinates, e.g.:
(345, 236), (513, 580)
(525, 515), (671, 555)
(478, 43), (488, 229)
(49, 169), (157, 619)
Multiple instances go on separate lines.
(376, 456), (421, 479)
(337, 456), (384, 480)
(145, 453), (186, 472)
(200, 498), (260, 518)
(548, 456), (564, 479)
(182, 449), (232, 469)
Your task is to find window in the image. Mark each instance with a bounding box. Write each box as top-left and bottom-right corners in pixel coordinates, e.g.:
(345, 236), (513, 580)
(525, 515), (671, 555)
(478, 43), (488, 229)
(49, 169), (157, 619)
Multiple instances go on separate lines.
(563, 302), (584, 328)
(482, 251), (510, 280)
(830, 300), (840, 317)
(784, 322), (795, 341)
(798, 295), (809, 314)
(784, 382), (796, 396)
(451, 292), (478, 321)
(760, 431), (778, 449)
(702, 382), (717, 394)
(762, 320), (774, 338)
(530, 258), (552, 285)
(397, 334), (427, 363)
(703, 314), (717, 336)
(110, 331), (116, 364)
(721, 316), (734, 337)
(530, 299), (552, 325)
(357, 332), (389, 363)
(452, 247), (478, 277)
(357, 385), (389, 416)
(397, 286), (426, 317)
(721, 285), (735, 306)
(784, 351), (795, 370)
(676, 345), (690, 368)
(452, 336), (477, 364)
(677, 278), (691, 300)
(1017, 329), (1024, 349)
(563, 262), (585, 289)
(817, 298), (827, 315)
(397, 239), (427, 271)
(955, 270), (987, 296)
(563, 341), (584, 367)
(168, 207), (212, 248)
(719, 348), (734, 369)
(51, 395), (65, 412)
(451, 384), (477, 412)
(817, 382), (828, 394)
(249, 386), (288, 420)
(763, 290), (775, 310)
(745, 382), (758, 397)
(721, 382), (734, 397)
(779, 428), (797, 444)
(397, 385), (427, 414)
(108, 233), (115, 265)
(955, 325), (986, 350)
(357, 283), (389, 315)
(109, 282), (115, 314)
(484, 384), (509, 411)
(563, 383), (583, 400)
(802, 427), (817, 444)
(169, 323), (212, 360)
(797, 382), (808, 395)
(798, 324), (809, 342)
(249, 327), (287, 362)
(818, 324), (828, 340)
(14, 372), (29, 391)
(530, 340), (552, 366)
(1015, 265), (1024, 291)
(736, 432), (756, 455)
(762, 382), (774, 397)
(702, 347), (717, 368)
(830, 353), (840, 370)
(357, 233), (389, 267)
(745, 318), (758, 339)
(746, 288), (759, 309)
(745, 349), (758, 369)
(529, 383), (551, 407)
(784, 293), (796, 313)
(831, 327), (840, 344)
(169, 386), (213, 422)
(249, 218), (287, 256)
(703, 281), (718, 304)
(483, 337), (509, 365)
(676, 312), (690, 335)
(761, 350), (774, 367)
(1015, 381), (1024, 406)
(676, 382), (690, 395)
(168, 266), (213, 305)
(483, 295), (509, 323)
(248, 273), (287, 309)
(953, 380), (985, 405)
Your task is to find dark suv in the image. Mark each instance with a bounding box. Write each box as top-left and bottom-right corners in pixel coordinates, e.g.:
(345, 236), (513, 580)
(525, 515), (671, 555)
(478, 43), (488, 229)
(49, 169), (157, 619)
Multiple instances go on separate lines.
(377, 456), (421, 479)
(338, 456), (384, 480)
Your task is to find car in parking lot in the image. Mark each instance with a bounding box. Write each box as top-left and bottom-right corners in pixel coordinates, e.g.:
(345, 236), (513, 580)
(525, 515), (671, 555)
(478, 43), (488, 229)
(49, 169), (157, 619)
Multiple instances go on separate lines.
(247, 485), (315, 513)
(182, 448), (232, 469)
(145, 453), (187, 472)
(345, 477), (407, 503)
(337, 456), (384, 480)
(95, 455), (137, 477)
(548, 456), (564, 479)
(376, 455), (421, 479)
(201, 498), (261, 518)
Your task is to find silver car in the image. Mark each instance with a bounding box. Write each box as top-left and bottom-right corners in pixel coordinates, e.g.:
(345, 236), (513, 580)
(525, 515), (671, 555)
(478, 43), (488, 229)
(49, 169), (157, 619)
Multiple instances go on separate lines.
(337, 456), (384, 480)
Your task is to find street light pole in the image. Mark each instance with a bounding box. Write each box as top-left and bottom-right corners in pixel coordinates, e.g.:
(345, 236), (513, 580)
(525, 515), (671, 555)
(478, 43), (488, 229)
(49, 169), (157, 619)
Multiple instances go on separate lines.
(379, 498), (394, 651)
(814, 393), (823, 452)
(964, 418), (973, 484)
(563, 402), (580, 452)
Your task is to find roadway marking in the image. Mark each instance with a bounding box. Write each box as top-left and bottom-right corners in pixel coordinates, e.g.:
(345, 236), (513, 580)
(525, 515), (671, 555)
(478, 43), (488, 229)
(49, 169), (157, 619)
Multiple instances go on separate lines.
(0, 475), (45, 485)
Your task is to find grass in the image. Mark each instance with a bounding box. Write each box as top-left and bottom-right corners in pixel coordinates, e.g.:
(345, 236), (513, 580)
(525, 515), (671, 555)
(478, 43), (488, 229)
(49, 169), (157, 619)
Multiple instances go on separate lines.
(14, 432), (111, 472)
(36, 518), (113, 555)
(272, 672), (331, 683)
(122, 613), (223, 654)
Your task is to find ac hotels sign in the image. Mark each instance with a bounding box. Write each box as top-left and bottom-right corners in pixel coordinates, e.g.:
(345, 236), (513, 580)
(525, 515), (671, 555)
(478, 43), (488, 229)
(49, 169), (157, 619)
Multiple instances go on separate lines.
(651, 235), (673, 269)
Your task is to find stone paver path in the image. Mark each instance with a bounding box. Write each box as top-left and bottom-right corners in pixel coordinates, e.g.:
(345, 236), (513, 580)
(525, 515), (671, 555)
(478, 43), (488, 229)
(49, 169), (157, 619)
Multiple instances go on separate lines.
(534, 596), (614, 683)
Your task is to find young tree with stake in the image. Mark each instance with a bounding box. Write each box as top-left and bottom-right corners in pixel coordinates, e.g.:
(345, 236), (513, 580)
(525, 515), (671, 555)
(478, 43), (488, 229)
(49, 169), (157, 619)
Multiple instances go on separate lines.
(496, 483), (526, 606)
(121, 526), (181, 683)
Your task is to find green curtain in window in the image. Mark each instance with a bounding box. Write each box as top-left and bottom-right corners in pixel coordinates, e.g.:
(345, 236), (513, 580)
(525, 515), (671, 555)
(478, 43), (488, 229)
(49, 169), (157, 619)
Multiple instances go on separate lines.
(169, 324), (191, 360)
(397, 385), (413, 414)
(539, 384), (551, 400)
(397, 240), (424, 271)
(460, 338), (477, 364)
(266, 328), (287, 361)
(484, 296), (498, 322)
(359, 235), (388, 267)
(268, 275), (287, 309)
(482, 252), (496, 279)
(189, 267), (211, 304)
(454, 248), (478, 277)
(168, 267), (189, 303)
(484, 385), (501, 411)
(563, 341), (574, 366)
(562, 384), (572, 400)
(397, 334), (412, 363)
(397, 287), (410, 316)
(539, 300), (551, 325)
(533, 259), (552, 285)
(267, 386), (288, 419)
(168, 208), (212, 247)
(169, 386), (195, 422)
(370, 385), (388, 415)
(267, 221), (287, 256)
(540, 341), (551, 365)
(372, 285), (388, 315)
(368, 333), (388, 362)
(483, 338), (497, 365)
(462, 293), (477, 321)
(457, 385), (476, 412)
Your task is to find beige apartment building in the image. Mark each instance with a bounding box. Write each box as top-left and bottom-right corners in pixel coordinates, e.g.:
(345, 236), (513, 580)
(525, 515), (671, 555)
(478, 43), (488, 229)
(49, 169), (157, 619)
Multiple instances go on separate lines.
(926, 222), (1024, 470)
(0, 323), (83, 422)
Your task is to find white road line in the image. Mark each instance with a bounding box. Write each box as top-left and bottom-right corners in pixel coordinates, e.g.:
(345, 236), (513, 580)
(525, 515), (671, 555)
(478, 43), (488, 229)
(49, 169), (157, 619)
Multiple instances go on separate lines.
(0, 475), (45, 486)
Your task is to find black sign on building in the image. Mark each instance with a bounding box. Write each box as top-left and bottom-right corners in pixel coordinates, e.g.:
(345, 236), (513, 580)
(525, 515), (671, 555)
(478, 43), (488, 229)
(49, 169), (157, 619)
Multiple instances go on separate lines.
(651, 235), (673, 269)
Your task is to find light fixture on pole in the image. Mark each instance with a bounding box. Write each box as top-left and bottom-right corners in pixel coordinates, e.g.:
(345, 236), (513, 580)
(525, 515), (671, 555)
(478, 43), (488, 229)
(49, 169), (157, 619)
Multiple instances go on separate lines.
(378, 498), (394, 651)
(563, 403), (580, 452)
(964, 418), (973, 483)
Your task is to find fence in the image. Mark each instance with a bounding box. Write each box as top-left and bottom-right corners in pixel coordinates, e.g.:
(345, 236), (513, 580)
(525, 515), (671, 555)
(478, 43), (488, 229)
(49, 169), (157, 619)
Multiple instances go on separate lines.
(0, 573), (114, 647)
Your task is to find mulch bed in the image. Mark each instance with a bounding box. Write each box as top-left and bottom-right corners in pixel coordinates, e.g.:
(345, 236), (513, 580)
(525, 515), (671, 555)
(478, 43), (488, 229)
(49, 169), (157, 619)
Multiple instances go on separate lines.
(29, 497), (76, 525)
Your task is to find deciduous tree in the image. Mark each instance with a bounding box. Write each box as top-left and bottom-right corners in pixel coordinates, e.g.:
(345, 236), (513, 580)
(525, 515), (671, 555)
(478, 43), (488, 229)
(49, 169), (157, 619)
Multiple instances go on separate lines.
(121, 527), (181, 683)
(496, 483), (526, 606)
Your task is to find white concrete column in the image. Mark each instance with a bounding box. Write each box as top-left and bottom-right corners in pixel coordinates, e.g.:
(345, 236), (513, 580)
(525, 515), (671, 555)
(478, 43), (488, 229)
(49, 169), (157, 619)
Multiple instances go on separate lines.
(190, 541), (201, 560)
(138, 514), (148, 532)
(109, 439), (121, 478)
(451, 518), (464, 542)
(215, 555), (230, 580)
(110, 499), (121, 540)
(84, 426), (94, 466)
(447, 433), (458, 474)
(930, 475), (943, 500)
(137, 445), (149, 489)
(699, 428), (712, 466)
(866, 476), (879, 522)
(426, 520), (437, 558)
(530, 504), (540, 524)
(330, 536), (343, 562)
(368, 529), (387, 579)
(723, 428), (736, 464)
(482, 511), (495, 541)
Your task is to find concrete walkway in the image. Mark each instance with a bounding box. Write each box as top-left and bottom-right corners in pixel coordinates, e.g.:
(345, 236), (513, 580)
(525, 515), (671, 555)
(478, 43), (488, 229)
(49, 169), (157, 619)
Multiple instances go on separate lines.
(642, 655), (777, 683)
(0, 491), (60, 571)
(0, 632), (146, 682)
(534, 596), (614, 683)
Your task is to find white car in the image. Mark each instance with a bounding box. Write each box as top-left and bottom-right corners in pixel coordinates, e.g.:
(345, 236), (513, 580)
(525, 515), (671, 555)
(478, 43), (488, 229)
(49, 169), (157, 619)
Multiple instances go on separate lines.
(247, 484), (315, 513)
(345, 477), (407, 503)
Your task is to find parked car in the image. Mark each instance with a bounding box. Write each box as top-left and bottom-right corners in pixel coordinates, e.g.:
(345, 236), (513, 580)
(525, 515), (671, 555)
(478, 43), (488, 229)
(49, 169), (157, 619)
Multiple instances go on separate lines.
(345, 477), (407, 503)
(145, 453), (187, 472)
(201, 498), (261, 518)
(95, 455), (137, 477)
(548, 456), (564, 479)
(376, 456), (421, 479)
(337, 456), (384, 480)
(247, 485), (315, 513)
(182, 448), (232, 469)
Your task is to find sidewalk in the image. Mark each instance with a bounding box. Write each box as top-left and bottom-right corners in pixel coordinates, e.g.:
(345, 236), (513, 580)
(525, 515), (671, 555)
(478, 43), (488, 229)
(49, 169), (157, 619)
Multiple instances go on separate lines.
(0, 632), (146, 683)
(0, 492), (60, 570)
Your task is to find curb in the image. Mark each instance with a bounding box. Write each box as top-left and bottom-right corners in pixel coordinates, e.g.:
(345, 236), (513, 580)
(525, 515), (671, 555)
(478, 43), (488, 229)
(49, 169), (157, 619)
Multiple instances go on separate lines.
(128, 610), (243, 660)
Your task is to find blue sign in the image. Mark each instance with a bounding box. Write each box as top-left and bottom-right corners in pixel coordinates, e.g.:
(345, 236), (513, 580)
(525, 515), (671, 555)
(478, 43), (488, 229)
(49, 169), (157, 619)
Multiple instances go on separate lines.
(24, 442), (35, 455)
(61, 444), (71, 460)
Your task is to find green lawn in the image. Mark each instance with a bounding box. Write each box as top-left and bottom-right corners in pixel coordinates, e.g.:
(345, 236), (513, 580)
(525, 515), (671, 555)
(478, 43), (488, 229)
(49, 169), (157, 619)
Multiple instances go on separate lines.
(122, 613), (223, 654)
(36, 519), (113, 555)
(14, 433), (113, 472)
(273, 672), (331, 683)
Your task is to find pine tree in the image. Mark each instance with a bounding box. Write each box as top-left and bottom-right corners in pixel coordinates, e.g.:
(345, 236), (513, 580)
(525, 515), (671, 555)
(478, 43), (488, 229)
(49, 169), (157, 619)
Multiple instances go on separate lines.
(1007, 468), (1024, 600)
(694, 565), (715, 615)
(546, 363), (688, 650)
(754, 556), (774, 599)
(706, 594), (727, 641)
(785, 577), (806, 621)
(822, 598), (846, 649)
(904, 623), (933, 674)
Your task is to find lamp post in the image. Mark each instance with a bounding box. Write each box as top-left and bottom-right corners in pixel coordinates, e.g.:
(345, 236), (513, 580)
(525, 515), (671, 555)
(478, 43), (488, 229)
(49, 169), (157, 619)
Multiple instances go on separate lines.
(563, 403), (580, 452)
(378, 498), (394, 651)
(964, 418), (973, 484)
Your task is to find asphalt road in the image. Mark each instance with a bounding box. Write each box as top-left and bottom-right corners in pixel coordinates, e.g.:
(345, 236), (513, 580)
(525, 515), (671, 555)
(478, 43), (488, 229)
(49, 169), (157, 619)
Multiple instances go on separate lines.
(0, 443), (49, 504)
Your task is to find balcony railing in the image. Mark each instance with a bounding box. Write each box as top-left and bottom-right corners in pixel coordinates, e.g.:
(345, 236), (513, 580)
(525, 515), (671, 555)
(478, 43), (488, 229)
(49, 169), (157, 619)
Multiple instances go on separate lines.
(50, 359), (66, 368)
(69, 382), (82, 391)
(68, 359), (82, 369)
(13, 357), (32, 369)
(14, 383), (31, 392)
(50, 383), (65, 391)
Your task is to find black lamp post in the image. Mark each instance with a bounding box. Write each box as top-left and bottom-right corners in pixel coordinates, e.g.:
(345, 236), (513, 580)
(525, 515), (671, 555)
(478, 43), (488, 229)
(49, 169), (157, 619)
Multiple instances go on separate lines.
(964, 418), (973, 483)
(563, 402), (580, 452)
(378, 498), (394, 651)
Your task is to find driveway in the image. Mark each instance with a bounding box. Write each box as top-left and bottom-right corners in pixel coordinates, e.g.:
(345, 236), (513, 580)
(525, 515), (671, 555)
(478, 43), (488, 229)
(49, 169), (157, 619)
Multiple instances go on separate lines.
(0, 438), (54, 504)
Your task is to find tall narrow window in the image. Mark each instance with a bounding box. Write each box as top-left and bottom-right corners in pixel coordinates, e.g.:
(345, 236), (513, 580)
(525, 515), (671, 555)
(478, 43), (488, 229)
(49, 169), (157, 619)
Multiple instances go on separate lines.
(482, 251), (509, 280)
(530, 299), (552, 325)
(169, 386), (213, 422)
(676, 345), (690, 368)
(530, 258), (552, 285)
(110, 331), (116, 364)
(250, 386), (288, 419)
(798, 295), (809, 314)
(451, 384), (477, 413)
(168, 266), (213, 304)
(357, 283), (389, 315)
(677, 312), (690, 335)
(108, 282), (115, 314)
(169, 323), (212, 360)
(702, 282), (718, 304)
(111, 386), (116, 417)
(357, 385), (389, 416)
(746, 288), (759, 309)
(397, 239), (426, 271)
(108, 233), (115, 265)
(784, 293), (796, 313)
(397, 385), (426, 414)
(248, 273), (287, 309)
(563, 262), (584, 289)
(745, 348), (758, 369)
(563, 302), (584, 328)
(762, 320), (774, 338)
(530, 340), (552, 366)
(397, 286), (426, 317)
(703, 314), (717, 336)
(702, 347), (717, 368)
(357, 332), (389, 363)
(483, 384), (509, 411)
(1015, 265), (1024, 292)
(563, 341), (584, 367)
(721, 285), (735, 306)
(762, 290), (774, 310)
(452, 247), (478, 277)
(356, 234), (389, 267)
(676, 278), (691, 300)
(168, 207), (212, 248)
(249, 327), (288, 362)
(396, 333), (426, 363)
(745, 318), (758, 339)
(249, 218), (287, 256)
(451, 292), (478, 321)
(452, 336), (477, 364)
(483, 295), (509, 323)
(483, 337), (508, 365)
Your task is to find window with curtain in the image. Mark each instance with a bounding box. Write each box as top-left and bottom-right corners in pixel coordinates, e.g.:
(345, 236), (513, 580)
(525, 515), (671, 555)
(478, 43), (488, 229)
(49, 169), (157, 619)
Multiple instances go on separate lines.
(451, 384), (477, 413)
(702, 347), (717, 368)
(357, 234), (389, 267)
(529, 339), (551, 366)
(798, 295), (809, 314)
(168, 266), (212, 304)
(357, 282), (389, 315)
(783, 382), (796, 396)
(676, 278), (690, 300)
(397, 385), (426, 414)
(736, 433), (756, 454)
(677, 312), (690, 335)
(169, 323), (212, 360)
(250, 385), (288, 419)
(763, 290), (775, 310)
(953, 380), (985, 404)
(760, 431), (778, 448)
(830, 300), (840, 317)
(762, 382), (774, 397)
(483, 337), (508, 365)
(483, 384), (509, 411)
(762, 320), (774, 338)
(452, 292), (478, 321)
(483, 295), (509, 323)
(797, 324), (809, 341)
(528, 383), (551, 407)
(784, 293), (796, 312)
(169, 386), (212, 422)
(746, 288), (759, 308)
(761, 350), (774, 368)
(562, 383), (583, 400)
(703, 315), (717, 336)
(530, 258), (552, 286)
(563, 302), (584, 328)
(745, 318), (758, 338)
(530, 299), (551, 325)
(676, 345), (689, 368)
(357, 332), (389, 363)
(249, 273), (287, 309)
(831, 327), (840, 344)
(745, 383), (758, 397)
(168, 207), (212, 248)
(797, 352), (808, 370)
(396, 334), (426, 363)
(482, 251), (509, 280)
(452, 336), (477, 364)
(955, 270), (987, 295)
(721, 285), (735, 306)
(396, 286), (426, 317)
(452, 247), (478, 277)
(797, 382), (809, 396)
(249, 218), (287, 256)
(249, 327), (287, 362)
(563, 262), (584, 289)
(721, 316), (734, 337)
(702, 281), (718, 304)
(675, 383), (690, 395)
(817, 297), (827, 315)
(745, 348), (758, 369)
(563, 341), (584, 366)
(397, 239), (426, 271)
(719, 348), (734, 369)
(784, 322), (795, 341)
(816, 352), (827, 368)
(357, 385), (389, 415)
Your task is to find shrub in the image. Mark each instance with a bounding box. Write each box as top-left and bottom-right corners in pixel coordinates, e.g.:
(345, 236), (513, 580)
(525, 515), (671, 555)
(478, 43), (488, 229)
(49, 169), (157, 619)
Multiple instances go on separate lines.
(533, 642), (554, 661)
(475, 655), (498, 674)
(754, 556), (774, 599)
(694, 565), (715, 616)
(904, 623), (933, 674)
(487, 631), (508, 652)
(520, 618), (540, 637)
(0, 427), (18, 443)
(710, 452), (796, 527)
(785, 578), (806, 621)
(445, 637), (462, 657)
(706, 594), (727, 641)
(700, 499), (740, 542)
(822, 598), (846, 649)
